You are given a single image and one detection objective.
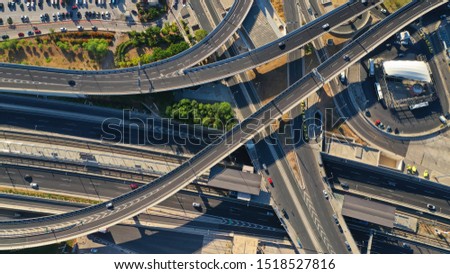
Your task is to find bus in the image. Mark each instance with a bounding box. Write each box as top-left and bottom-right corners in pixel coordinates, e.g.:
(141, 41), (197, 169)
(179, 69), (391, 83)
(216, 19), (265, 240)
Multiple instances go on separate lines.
(369, 58), (375, 77)
(374, 82), (383, 101)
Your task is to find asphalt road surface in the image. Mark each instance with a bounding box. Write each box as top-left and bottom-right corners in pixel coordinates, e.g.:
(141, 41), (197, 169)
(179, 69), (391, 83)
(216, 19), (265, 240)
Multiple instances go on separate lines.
(0, 0), (444, 250)
(0, 1), (378, 95)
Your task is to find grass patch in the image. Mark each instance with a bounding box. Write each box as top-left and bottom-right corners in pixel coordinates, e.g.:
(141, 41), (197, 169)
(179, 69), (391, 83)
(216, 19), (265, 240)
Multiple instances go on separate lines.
(383, 0), (412, 12)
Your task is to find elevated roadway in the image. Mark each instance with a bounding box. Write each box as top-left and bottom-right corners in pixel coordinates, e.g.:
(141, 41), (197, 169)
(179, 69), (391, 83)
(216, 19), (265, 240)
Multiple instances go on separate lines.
(0, 1), (380, 95)
(0, 0), (447, 250)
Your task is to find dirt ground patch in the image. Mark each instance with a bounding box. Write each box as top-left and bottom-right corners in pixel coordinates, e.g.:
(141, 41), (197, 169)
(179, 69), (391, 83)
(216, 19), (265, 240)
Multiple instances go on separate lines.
(331, 123), (368, 146)
(270, 0), (286, 22)
(246, 55), (288, 105)
(0, 32), (118, 70)
(332, 0), (348, 8)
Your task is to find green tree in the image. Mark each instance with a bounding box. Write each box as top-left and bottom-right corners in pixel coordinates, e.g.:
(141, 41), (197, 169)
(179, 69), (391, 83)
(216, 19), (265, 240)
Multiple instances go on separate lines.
(7, 17), (12, 25)
(82, 39), (109, 59)
(194, 29), (208, 42)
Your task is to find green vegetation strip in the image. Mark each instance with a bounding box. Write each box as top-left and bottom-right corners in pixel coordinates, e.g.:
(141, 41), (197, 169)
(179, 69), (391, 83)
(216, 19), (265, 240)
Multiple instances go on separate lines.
(166, 99), (236, 130)
(0, 186), (100, 205)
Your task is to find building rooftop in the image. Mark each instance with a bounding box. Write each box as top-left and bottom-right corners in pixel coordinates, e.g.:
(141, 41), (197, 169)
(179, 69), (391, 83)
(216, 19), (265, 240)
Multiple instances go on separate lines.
(342, 195), (396, 228)
(208, 166), (262, 195)
(382, 60), (431, 83)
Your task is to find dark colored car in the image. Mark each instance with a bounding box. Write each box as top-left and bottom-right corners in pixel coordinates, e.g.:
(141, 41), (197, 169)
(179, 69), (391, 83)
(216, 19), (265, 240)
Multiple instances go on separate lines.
(18, 32), (24, 37)
(34, 29), (41, 34)
(68, 80), (76, 86)
(1, 34), (9, 40)
(278, 41), (286, 50)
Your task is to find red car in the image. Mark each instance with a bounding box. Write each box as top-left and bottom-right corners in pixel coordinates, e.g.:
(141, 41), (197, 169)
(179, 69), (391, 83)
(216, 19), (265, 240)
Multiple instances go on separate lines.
(72, 5), (78, 9)
(375, 119), (381, 126)
(34, 29), (41, 34)
(130, 183), (139, 190)
(267, 177), (274, 187)
(18, 32), (24, 37)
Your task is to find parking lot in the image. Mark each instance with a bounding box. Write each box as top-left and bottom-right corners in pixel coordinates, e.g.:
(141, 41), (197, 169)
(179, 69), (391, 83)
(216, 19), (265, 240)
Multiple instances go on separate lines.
(0, 0), (161, 38)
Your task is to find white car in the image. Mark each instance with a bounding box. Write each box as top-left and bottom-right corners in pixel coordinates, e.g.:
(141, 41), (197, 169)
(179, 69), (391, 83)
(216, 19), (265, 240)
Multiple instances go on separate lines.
(106, 202), (114, 210)
(60, 27), (67, 32)
(380, 8), (387, 14)
(30, 183), (39, 189)
(192, 202), (201, 208)
(77, 25), (83, 31)
(323, 190), (329, 199)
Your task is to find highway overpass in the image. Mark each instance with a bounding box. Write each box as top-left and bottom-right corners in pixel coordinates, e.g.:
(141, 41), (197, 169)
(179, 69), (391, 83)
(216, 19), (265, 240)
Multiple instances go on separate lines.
(0, 1), (380, 96)
(0, 0), (447, 250)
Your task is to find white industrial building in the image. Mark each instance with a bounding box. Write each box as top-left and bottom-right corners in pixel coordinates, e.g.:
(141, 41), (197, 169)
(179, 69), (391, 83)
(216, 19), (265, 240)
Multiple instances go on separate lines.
(382, 60), (431, 83)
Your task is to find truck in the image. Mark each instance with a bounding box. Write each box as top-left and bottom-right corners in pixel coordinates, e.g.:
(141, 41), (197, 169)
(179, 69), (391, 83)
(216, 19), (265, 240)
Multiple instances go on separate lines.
(369, 58), (375, 77)
(374, 82), (383, 101)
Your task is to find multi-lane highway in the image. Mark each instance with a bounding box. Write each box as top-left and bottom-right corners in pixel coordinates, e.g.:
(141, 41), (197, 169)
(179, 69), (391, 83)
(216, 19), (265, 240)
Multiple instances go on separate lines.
(0, 1), (379, 95)
(0, 0), (447, 250)
(322, 153), (450, 217)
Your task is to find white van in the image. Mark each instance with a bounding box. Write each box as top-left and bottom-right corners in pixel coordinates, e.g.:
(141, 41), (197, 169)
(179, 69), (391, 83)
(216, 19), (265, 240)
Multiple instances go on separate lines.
(322, 23), (330, 30)
(374, 82), (383, 101)
(439, 115), (448, 124)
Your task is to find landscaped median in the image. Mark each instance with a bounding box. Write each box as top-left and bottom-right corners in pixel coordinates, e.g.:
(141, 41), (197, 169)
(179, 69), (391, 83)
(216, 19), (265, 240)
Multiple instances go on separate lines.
(0, 186), (100, 205)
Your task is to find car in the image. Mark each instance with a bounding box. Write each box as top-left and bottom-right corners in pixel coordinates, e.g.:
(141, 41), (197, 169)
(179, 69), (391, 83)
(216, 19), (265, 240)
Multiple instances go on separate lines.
(262, 163), (267, 171)
(101, 11), (105, 17)
(34, 29), (41, 34)
(340, 182), (349, 189)
(278, 41), (286, 50)
(68, 80), (76, 86)
(130, 183), (139, 190)
(439, 115), (448, 124)
(106, 202), (114, 210)
(60, 27), (67, 32)
(24, 174), (33, 182)
(375, 119), (381, 126)
(398, 53), (404, 57)
(77, 12), (82, 19)
(332, 214), (339, 224)
(339, 71), (346, 83)
(91, 25), (97, 31)
(381, 8), (387, 14)
(105, 11), (110, 18)
(267, 177), (274, 187)
(72, 5), (78, 9)
(322, 23), (330, 30)
(282, 208), (289, 219)
(345, 241), (351, 251)
(27, 30), (34, 36)
(441, 14), (447, 20)
(90, 248), (98, 253)
(386, 125), (392, 132)
(53, 13), (56, 19)
(1, 35), (9, 40)
(427, 204), (436, 211)
(192, 202), (201, 208)
(343, 54), (350, 61)
(77, 25), (83, 31)
(66, 12), (71, 18)
(423, 170), (429, 178)
(30, 183), (39, 189)
(32, 26), (38, 31)
(18, 32), (24, 37)
(96, 12), (100, 18)
(85, 11), (89, 17)
(323, 190), (329, 199)
(131, 10), (137, 16)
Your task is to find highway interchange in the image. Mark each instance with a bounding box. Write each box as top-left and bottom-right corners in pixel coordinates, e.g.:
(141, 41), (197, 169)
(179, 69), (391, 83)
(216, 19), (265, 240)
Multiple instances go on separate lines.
(0, 0), (378, 95)
(0, 0), (449, 253)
